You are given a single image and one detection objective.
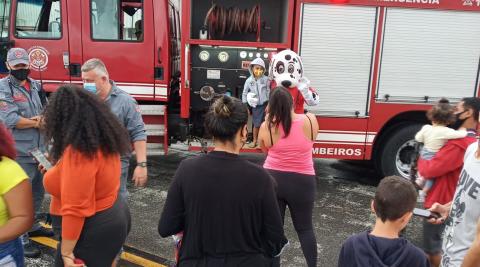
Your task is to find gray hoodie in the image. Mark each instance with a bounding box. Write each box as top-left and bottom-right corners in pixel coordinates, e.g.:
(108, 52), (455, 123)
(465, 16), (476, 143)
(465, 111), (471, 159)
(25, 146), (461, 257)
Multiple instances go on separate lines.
(242, 58), (270, 106)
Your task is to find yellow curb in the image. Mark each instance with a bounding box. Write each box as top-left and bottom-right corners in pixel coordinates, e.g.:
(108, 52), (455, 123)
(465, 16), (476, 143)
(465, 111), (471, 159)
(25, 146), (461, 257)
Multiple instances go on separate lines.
(31, 236), (166, 267)
(30, 236), (56, 249)
(40, 222), (52, 229)
(121, 252), (167, 267)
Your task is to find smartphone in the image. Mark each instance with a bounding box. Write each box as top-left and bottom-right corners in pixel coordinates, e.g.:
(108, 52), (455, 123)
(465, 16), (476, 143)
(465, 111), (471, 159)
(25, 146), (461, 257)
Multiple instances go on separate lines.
(29, 148), (53, 170)
(413, 208), (440, 219)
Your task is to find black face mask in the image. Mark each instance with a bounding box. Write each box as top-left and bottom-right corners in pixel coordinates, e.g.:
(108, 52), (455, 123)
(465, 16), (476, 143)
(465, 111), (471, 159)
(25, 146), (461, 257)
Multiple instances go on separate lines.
(10, 68), (30, 81)
(450, 111), (467, 130)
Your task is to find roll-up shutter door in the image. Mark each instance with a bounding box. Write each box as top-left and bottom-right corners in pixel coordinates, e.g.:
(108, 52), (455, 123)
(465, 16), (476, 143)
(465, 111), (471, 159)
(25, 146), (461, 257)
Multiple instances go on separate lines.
(377, 9), (480, 102)
(299, 4), (377, 116)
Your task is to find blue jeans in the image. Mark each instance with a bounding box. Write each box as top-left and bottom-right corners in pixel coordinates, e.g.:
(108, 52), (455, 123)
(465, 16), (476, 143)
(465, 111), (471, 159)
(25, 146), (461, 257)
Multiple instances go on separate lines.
(18, 163), (45, 245)
(0, 238), (24, 267)
(420, 149), (436, 190)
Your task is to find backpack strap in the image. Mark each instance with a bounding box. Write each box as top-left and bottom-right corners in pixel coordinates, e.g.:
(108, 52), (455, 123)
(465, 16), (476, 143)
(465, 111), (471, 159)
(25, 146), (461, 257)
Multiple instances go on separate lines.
(268, 123), (274, 146)
(305, 114), (314, 141)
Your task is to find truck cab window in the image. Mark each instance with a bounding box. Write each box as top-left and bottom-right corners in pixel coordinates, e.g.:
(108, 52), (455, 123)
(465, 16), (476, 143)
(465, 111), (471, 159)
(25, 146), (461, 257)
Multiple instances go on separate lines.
(91, 0), (143, 41)
(0, 0), (11, 38)
(15, 0), (61, 39)
(0, 0), (10, 73)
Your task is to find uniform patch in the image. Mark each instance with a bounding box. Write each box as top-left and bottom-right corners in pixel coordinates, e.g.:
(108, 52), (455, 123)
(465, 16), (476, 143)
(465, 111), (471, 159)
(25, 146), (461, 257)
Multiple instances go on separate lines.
(0, 101), (8, 111)
(13, 93), (27, 102)
(135, 105), (141, 113)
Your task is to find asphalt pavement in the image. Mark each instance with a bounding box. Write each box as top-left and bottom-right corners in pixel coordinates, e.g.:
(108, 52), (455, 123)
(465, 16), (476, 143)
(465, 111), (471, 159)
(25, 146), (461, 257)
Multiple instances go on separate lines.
(26, 150), (425, 267)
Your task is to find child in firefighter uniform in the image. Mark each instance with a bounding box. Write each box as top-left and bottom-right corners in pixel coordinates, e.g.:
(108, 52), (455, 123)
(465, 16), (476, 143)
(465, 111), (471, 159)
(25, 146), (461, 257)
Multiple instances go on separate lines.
(242, 58), (270, 148)
(269, 49), (319, 114)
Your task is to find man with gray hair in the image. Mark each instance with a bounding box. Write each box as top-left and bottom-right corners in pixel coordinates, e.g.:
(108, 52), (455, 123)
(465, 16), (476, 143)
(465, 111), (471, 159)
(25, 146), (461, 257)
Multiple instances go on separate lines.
(81, 58), (148, 199)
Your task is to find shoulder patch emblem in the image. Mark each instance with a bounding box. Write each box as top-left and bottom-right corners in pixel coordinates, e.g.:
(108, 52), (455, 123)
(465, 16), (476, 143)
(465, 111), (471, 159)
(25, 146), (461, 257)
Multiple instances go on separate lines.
(0, 101), (9, 111)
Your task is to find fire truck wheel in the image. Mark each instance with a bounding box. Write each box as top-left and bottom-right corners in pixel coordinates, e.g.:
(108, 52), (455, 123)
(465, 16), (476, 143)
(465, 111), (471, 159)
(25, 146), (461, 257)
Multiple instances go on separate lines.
(377, 123), (422, 179)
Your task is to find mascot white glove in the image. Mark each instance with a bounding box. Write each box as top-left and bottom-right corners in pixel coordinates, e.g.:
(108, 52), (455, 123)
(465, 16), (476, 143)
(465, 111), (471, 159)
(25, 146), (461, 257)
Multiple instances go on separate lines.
(246, 92), (258, 108)
(298, 77), (320, 106)
(297, 77), (311, 96)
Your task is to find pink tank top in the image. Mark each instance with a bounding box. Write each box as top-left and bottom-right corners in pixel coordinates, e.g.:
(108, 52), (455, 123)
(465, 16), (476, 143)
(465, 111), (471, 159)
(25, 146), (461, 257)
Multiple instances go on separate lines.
(263, 115), (315, 175)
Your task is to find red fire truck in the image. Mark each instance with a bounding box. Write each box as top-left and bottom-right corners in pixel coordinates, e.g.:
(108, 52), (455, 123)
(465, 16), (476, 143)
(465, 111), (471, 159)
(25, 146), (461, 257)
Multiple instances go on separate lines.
(0, 0), (479, 179)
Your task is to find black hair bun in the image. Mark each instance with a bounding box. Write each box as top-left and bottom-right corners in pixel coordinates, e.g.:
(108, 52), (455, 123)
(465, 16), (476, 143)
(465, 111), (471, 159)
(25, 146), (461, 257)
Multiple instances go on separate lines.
(214, 96), (232, 118)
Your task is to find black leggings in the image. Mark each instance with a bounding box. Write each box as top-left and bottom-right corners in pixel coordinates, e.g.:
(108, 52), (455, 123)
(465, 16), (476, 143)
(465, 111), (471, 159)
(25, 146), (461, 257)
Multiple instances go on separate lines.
(52, 197), (131, 267)
(267, 169), (317, 267)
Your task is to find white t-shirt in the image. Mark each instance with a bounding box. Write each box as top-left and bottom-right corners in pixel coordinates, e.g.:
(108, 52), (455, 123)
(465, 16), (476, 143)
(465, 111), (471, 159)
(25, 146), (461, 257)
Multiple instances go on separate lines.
(441, 143), (480, 267)
(415, 125), (467, 152)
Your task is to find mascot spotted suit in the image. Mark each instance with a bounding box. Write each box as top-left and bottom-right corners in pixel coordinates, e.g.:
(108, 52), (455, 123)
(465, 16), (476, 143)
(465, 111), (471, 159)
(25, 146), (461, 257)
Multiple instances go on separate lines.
(269, 49), (319, 114)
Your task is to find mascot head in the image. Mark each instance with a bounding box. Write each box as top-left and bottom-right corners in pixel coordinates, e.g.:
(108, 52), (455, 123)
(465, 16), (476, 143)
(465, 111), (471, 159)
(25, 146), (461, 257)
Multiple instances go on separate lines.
(269, 49), (304, 88)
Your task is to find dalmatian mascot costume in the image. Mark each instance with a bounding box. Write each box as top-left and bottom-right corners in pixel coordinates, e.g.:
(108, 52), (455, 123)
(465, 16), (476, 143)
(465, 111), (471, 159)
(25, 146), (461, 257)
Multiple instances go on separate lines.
(269, 49), (319, 114)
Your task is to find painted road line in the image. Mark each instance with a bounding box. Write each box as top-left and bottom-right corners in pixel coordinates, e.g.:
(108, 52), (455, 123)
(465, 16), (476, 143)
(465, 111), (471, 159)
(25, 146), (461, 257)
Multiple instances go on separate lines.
(31, 236), (167, 267)
(122, 252), (167, 267)
(31, 236), (56, 249)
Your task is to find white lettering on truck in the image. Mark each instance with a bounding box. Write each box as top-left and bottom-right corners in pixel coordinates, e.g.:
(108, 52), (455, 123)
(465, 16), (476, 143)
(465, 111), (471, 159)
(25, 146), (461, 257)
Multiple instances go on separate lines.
(312, 148), (363, 157)
(377, 0), (440, 4)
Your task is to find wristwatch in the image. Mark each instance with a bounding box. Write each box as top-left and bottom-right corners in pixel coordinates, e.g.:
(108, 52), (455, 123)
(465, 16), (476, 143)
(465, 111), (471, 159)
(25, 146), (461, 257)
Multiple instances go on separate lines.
(137, 161), (147, 168)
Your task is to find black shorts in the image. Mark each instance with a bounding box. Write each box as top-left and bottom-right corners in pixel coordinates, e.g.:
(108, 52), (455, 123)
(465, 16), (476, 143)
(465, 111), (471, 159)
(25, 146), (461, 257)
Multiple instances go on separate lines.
(422, 220), (445, 255)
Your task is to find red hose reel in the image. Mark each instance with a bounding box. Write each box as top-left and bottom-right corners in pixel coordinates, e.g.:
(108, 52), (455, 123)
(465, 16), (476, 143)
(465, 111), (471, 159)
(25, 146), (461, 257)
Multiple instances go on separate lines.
(203, 4), (261, 41)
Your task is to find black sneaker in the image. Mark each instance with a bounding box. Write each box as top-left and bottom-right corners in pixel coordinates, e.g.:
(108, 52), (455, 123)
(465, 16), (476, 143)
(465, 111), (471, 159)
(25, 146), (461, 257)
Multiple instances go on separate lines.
(23, 242), (41, 258)
(28, 226), (54, 237)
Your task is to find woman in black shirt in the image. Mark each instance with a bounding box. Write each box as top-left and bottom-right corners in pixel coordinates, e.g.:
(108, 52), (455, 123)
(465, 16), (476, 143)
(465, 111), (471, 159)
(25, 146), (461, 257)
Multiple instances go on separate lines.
(159, 96), (288, 266)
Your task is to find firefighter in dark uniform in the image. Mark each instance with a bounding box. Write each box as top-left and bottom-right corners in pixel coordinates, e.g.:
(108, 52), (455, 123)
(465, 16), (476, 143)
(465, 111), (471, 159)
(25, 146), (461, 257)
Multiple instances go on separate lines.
(0, 48), (53, 258)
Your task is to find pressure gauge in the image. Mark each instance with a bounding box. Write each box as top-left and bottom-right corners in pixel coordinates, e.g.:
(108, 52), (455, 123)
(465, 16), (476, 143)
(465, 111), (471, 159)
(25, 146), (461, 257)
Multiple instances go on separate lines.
(240, 51), (247, 59)
(263, 53), (269, 59)
(199, 51), (210, 62)
(218, 51), (229, 62)
(248, 52), (254, 58)
(256, 53), (261, 58)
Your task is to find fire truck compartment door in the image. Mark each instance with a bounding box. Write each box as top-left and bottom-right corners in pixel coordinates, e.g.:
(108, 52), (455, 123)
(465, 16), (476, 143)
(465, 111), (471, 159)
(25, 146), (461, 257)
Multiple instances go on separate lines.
(298, 4), (377, 117)
(377, 8), (480, 102)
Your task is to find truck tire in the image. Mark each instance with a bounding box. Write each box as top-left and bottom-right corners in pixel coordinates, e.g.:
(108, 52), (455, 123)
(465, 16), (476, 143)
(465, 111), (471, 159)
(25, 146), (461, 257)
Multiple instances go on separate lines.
(377, 123), (423, 179)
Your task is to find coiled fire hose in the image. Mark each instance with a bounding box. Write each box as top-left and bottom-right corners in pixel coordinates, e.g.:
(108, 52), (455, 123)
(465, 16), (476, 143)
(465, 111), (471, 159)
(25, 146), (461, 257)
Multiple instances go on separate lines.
(203, 4), (260, 39)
